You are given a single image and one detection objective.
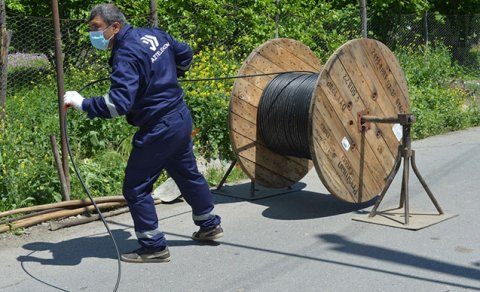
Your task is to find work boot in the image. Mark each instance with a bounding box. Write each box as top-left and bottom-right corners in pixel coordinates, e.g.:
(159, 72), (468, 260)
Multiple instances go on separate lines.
(191, 225), (224, 241)
(121, 246), (171, 263)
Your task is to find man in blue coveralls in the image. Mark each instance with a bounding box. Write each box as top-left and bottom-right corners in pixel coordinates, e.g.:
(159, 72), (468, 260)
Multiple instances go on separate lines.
(64, 3), (223, 263)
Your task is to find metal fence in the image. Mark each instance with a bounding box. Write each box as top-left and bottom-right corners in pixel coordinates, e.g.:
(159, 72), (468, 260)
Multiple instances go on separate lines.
(6, 14), (105, 93)
(4, 11), (480, 94)
(369, 12), (480, 67)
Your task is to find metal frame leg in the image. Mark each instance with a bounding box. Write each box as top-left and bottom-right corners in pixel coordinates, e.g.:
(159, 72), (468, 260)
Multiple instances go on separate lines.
(411, 150), (444, 214)
(368, 147), (402, 218)
(216, 159), (237, 190)
(250, 180), (256, 198)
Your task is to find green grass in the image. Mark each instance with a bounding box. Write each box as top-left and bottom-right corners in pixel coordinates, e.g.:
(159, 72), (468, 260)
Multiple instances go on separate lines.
(204, 162), (247, 187)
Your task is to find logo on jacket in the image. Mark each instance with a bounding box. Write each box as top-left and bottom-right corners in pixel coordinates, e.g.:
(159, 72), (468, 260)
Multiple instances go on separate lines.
(141, 35), (159, 51)
(150, 42), (170, 64)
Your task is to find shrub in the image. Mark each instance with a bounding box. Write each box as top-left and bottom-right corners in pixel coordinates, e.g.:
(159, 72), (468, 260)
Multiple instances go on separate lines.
(396, 44), (480, 138)
(1, 81), (62, 208)
(396, 43), (461, 87)
(409, 86), (480, 139)
(183, 46), (239, 160)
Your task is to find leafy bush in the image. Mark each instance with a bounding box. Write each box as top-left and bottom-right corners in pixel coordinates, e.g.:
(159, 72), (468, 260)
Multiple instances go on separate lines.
(409, 86), (480, 139)
(396, 44), (480, 138)
(183, 46), (239, 160)
(279, 2), (360, 61)
(1, 81), (61, 208)
(0, 64), (133, 210)
(396, 44), (461, 87)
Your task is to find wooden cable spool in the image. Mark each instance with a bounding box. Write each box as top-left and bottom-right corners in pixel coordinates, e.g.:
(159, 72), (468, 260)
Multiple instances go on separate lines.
(229, 38), (410, 203)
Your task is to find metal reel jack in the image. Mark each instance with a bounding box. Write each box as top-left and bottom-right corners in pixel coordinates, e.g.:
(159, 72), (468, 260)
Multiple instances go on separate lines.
(353, 113), (456, 230)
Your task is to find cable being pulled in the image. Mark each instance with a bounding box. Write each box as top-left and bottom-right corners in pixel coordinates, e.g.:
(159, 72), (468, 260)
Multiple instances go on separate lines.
(64, 79), (122, 292)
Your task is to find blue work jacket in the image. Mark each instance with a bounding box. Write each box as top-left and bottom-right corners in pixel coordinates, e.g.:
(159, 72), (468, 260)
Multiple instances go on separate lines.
(82, 24), (193, 129)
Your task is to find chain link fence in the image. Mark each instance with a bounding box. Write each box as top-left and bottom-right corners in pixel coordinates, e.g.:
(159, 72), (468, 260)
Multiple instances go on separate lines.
(4, 11), (480, 94)
(6, 14), (112, 93)
(369, 12), (480, 67)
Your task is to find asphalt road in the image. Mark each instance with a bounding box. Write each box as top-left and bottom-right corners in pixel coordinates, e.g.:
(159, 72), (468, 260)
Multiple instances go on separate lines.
(1, 126), (479, 292)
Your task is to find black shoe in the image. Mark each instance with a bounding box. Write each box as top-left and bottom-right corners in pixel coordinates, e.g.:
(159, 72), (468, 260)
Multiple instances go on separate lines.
(191, 225), (224, 241)
(121, 246), (171, 263)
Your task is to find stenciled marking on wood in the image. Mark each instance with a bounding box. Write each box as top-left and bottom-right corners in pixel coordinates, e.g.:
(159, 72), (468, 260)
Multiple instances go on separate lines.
(369, 47), (406, 113)
(338, 154), (359, 197)
(323, 75), (351, 112)
(342, 72), (359, 101)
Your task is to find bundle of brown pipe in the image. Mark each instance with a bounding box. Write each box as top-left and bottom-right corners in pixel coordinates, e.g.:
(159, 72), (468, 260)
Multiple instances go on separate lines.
(0, 196), (162, 233)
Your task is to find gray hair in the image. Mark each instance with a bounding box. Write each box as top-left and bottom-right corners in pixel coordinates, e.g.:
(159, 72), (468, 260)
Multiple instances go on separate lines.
(89, 4), (127, 26)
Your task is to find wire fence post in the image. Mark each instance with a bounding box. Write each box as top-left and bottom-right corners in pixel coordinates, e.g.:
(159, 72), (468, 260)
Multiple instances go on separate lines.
(51, 0), (71, 198)
(360, 0), (367, 38)
(275, 0), (280, 38)
(424, 11), (429, 47)
(149, 0), (158, 28)
(0, 0), (9, 116)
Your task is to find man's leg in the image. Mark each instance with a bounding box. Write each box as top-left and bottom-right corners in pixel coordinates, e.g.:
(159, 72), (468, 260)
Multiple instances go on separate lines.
(121, 145), (172, 263)
(165, 140), (221, 229)
(164, 107), (221, 236)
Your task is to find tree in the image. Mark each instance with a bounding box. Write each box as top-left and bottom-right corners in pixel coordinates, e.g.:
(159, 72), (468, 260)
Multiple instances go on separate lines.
(430, 0), (480, 14)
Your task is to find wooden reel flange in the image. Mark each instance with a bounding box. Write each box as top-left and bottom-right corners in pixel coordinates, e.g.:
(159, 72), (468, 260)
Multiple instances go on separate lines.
(229, 38), (410, 203)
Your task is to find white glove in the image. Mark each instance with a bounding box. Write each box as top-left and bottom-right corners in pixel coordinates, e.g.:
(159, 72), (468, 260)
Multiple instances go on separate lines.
(64, 91), (85, 111)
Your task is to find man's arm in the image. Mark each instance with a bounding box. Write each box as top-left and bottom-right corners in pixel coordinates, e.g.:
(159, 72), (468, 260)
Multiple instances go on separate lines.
(172, 39), (193, 77)
(82, 60), (140, 119)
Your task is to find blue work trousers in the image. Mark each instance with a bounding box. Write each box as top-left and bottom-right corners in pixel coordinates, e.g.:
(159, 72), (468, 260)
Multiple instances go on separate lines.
(123, 103), (220, 249)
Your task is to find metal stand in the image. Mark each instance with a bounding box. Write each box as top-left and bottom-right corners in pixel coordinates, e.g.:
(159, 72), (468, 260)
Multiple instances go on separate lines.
(214, 159), (257, 198)
(212, 159), (303, 200)
(215, 159), (238, 190)
(353, 113), (455, 229)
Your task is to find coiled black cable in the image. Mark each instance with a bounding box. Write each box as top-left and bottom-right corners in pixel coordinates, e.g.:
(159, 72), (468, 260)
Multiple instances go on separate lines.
(258, 73), (319, 159)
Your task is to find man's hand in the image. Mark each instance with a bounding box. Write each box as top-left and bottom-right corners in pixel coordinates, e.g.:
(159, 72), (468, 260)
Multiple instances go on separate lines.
(64, 91), (85, 111)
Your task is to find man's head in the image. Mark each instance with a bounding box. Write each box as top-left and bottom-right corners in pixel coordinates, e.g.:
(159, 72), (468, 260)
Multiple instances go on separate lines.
(88, 4), (126, 50)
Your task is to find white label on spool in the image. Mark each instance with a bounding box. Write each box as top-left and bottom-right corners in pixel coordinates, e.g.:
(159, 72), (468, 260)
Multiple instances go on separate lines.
(341, 137), (350, 151)
(393, 123), (403, 141)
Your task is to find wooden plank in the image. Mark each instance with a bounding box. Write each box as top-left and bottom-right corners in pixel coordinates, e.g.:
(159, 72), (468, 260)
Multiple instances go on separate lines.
(309, 39), (410, 202)
(341, 41), (404, 153)
(232, 132), (310, 186)
(311, 119), (363, 202)
(257, 41), (318, 72)
(229, 39), (318, 188)
(231, 78), (264, 107)
(320, 66), (389, 180)
(230, 112), (257, 139)
(376, 41), (410, 105)
(245, 53), (286, 75)
(238, 63), (275, 89)
(358, 39), (409, 114)
(273, 38), (322, 72)
(331, 49), (398, 171)
(312, 87), (380, 202)
(312, 85), (381, 199)
(229, 97), (257, 125)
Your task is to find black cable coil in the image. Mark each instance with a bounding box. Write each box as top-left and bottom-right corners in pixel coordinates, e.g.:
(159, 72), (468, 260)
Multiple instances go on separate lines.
(257, 72), (319, 159)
